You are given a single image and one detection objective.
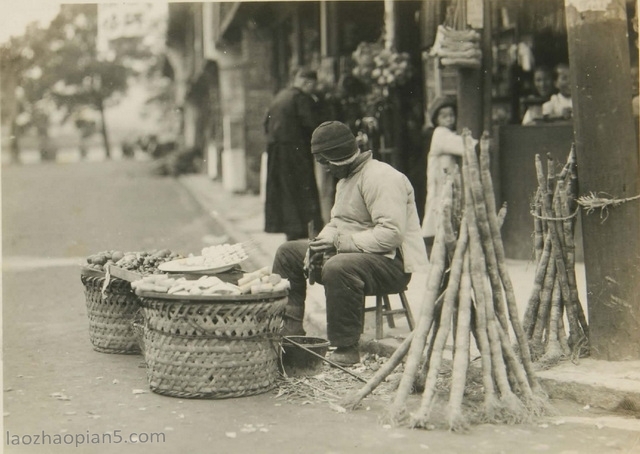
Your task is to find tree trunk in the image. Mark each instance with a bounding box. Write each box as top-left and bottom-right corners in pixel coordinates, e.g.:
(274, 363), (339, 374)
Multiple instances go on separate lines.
(97, 95), (111, 159)
(564, 0), (640, 360)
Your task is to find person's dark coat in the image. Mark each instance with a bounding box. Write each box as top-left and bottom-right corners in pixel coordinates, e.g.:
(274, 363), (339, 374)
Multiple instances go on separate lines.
(264, 87), (324, 239)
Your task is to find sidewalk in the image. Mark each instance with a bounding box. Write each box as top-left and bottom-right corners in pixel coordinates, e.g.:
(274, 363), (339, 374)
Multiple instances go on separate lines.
(179, 173), (640, 416)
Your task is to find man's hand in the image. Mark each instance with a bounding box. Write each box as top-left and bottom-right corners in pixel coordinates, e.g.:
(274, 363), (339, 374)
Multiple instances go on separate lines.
(309, 237), (336, 254)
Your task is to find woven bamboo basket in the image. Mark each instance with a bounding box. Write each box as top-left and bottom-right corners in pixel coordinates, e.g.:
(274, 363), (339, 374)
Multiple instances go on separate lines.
(81, 269), (141, 354)
(138, 290), (288, 399)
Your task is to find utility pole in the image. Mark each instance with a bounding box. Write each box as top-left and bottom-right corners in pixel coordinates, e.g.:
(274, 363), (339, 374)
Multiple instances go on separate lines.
(565, 0), (640, 360)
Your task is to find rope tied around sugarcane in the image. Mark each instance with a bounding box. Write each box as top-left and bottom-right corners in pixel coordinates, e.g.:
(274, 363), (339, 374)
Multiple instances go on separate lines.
(529, 208), (580, 222)
(576, 192), (640, 222)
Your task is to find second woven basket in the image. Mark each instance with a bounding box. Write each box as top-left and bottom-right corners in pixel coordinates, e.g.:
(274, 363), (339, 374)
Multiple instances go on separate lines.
(138, 291), (288, 399)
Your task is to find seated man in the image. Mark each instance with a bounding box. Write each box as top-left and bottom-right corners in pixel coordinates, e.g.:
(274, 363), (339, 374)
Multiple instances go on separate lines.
(273, 121), (429, 366)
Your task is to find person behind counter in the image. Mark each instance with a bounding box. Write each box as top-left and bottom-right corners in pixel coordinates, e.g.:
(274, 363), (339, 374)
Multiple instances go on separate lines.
(272, 121), (429, 366)
(421, 96), (465, 257)
(521, 66), (554, 125)
(542, 63), (573, 121)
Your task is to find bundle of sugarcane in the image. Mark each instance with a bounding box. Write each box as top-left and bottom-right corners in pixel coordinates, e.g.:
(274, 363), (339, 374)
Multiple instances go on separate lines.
(523, 148), (589, 365)
(341, 130), (547, 431)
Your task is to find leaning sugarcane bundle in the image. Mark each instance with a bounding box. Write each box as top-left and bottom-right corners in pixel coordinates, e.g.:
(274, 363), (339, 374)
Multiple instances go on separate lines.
(341, 130), (547, 431)
(523, 148), (589, 365)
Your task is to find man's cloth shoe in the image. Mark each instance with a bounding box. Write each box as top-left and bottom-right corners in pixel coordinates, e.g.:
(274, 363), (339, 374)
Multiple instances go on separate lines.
(327, 345), (360, 366)
(281, 318), (306, 337)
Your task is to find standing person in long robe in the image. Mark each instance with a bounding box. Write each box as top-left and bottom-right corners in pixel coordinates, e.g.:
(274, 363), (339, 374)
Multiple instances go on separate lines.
(264, 68), (324, 240)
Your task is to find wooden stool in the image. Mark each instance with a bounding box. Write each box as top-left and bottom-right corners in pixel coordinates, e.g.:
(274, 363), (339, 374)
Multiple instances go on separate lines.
(363, 291), (415, 340)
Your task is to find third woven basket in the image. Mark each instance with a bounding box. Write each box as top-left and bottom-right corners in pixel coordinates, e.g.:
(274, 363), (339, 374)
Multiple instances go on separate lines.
(81, 270), (141, 354)
(138, 291), (288, 399)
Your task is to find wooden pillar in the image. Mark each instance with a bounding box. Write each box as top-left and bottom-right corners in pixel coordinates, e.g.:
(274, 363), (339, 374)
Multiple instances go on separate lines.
(565, 0), (640, 360)
(320, 1), (339, 57)
(384, 0), (396, 50)
(456, 0), (484, 138)
(456, 72), (483, 138)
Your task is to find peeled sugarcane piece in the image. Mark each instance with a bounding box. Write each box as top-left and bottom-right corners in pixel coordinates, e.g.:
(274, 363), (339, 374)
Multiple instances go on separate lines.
(445, 250), (473, 431)
(477, 131), (539, 392)
(411, 216), (469, 429)
(535, 155), (584, 351)
(384, 179), (453, 425)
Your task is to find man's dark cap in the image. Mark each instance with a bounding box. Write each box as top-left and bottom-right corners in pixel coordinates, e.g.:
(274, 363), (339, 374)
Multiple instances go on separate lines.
(311, 121), (357, 161)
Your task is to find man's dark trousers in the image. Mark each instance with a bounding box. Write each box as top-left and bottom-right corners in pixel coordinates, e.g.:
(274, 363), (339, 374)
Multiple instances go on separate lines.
(273, 240), (411, 347)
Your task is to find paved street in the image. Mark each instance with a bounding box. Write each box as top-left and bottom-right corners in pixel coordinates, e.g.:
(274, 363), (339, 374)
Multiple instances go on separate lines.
(2, 158), (639, 454)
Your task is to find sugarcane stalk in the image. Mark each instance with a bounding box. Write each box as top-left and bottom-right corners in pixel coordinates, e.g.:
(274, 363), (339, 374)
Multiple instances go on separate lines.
(461, 131), (509, 334)
(467, 217), (499, 421)
(557, 301), (571, 356)
(564, 145), (578, 215)
(452, 164), (463, 232)
(340, 331), (414, 410)
(523, 232), (553, 338)
(411, 216), (469, 428)
(497, 202), (507, 228)
(535, 154), (582, 352)
(531, 255), (556, 356)
(464, 162), (501, 421)
(474, 131), (539, 391)
(446, 250), (473, 431)
(414, 292), (447, 394)
(533, 189), (545, 263)
(540, 278), (564, 364)
(553, 179), (567, 256)
(385, 179), (453, 424)
(558, 179), (589, 341)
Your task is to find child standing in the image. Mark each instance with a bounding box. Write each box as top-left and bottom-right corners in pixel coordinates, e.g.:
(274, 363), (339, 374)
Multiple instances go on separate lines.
(542, 63), (573, 121)
(421, 96), (465, 255)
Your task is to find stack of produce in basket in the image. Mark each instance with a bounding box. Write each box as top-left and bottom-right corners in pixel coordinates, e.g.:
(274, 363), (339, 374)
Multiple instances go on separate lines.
(81, 249), (183, 354)
(131, 266), (289, 296)
(133, 260), (291, 399)
(82, 241), (293, 399)
(84, 249), (182, 273)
